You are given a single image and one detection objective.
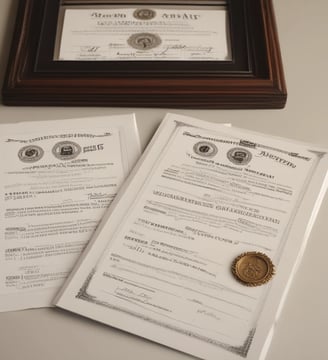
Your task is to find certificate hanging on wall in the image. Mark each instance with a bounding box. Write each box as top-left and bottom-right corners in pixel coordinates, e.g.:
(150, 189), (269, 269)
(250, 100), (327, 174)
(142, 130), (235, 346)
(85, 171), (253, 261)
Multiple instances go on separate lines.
(3, 0), (287, 108)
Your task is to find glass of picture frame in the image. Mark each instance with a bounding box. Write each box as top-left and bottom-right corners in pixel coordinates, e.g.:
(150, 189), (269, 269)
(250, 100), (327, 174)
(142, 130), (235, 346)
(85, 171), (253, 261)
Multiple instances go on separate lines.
(2, 0), (287, 108)
(54, 1), (232, 62)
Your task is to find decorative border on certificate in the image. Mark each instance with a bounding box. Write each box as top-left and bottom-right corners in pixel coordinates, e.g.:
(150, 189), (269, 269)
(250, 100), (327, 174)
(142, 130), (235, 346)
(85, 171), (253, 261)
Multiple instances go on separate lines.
(76, 268), (256, 357)
(74, 123), (327, 358)
(73, 125), (328, 358)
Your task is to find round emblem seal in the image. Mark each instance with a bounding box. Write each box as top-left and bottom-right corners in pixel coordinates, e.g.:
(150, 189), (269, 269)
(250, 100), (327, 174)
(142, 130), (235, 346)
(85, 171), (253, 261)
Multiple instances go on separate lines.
(133, 8), (156, 20)
(18, 145), (44, 163)
(127, 33), (161, 51)
(52, 141), (81, 161)
(227, 147), (252, 165)
(231, 252), (275, 287)
(193, 141), (218, 158)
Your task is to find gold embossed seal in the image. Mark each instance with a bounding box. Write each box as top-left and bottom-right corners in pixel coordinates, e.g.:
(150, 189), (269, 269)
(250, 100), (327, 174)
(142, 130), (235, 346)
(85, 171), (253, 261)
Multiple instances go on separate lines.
(232, 252), (275, 286)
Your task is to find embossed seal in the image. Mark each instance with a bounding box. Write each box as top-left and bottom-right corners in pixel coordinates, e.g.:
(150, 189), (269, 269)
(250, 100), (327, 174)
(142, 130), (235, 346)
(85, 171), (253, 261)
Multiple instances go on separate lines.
(18, 145), (44, 163)
(127, 33), (161, 51)
(133, 8), (156, 20)
(227, 147), (252, 165)
(193, 141), (218, 158)
(52, 141), (81, 160)
(231, 252), (275, 286)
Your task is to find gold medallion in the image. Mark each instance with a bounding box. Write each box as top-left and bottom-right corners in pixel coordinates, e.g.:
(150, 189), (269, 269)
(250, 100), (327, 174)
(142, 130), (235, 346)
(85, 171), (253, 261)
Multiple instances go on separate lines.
(231, 252), (275, 286)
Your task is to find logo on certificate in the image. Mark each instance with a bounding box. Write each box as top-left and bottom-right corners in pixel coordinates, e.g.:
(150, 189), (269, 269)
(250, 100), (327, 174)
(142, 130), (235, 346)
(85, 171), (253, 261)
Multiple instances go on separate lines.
(133, 8), (156, 20)
(127, 33), (162, 50)
(18, 145), (44, 163)
(52, 141), (81, 160)
(193, 141), (218, 158)
(227, 147), (252, 165)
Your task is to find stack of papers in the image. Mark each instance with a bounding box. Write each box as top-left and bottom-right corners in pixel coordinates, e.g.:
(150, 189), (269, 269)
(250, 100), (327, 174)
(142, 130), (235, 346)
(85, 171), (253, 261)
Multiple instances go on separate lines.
(2, 113), (328, 360)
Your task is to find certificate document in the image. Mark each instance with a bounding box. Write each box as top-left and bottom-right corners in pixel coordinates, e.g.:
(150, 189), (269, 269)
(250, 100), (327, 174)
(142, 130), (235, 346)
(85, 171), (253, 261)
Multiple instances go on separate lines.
(57, 6), (230, 61)
(55, 114), (328, 360)
(0, 114), (140, 312)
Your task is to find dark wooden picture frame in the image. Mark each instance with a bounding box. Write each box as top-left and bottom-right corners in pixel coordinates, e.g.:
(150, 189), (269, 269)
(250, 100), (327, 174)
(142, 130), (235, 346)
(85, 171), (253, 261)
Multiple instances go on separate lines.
(2, 0), (287, 108)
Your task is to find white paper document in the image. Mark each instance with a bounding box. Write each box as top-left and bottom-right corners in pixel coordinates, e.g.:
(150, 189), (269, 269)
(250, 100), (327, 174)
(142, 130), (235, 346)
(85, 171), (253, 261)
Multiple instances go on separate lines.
(0, 114), (140, 312)
(55, 114), (328, 360)
(57, 6), (230, 61)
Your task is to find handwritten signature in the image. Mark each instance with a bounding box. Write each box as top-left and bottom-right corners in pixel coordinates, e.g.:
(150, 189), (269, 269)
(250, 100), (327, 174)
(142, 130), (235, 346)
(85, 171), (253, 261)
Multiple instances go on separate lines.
(115, 287), (152, 303)
(158, 45), (213, 56)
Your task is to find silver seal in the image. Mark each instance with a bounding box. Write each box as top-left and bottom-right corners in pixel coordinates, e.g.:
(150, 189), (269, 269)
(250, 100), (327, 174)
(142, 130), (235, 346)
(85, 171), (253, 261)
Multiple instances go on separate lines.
(18, 145), (44, 163)
(133, 8), (156, 20)
(52, 141), (81, 161)
(127, 33), (162, 51)
(193, 141), (218, 158)
(227, 147), (252, 165)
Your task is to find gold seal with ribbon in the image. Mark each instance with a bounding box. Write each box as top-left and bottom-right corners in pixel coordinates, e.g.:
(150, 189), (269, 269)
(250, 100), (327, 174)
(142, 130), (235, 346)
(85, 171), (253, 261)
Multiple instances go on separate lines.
(231, 252), (275, 287)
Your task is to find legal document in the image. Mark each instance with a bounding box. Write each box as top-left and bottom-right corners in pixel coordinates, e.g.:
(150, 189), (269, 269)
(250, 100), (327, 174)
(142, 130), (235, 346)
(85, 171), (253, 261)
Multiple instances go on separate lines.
(55, 114), (328, 360)
(57, 6), (230, 61)
(0, 114), (140, 312)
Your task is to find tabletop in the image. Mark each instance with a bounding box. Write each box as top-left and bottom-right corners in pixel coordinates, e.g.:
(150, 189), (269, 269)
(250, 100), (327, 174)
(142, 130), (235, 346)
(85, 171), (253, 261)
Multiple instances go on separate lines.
(0, 1), (327, 359)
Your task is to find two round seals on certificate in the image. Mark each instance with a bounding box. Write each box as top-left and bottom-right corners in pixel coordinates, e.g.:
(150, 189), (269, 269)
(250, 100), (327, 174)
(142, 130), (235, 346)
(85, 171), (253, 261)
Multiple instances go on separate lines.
(232, 252), (275, 287)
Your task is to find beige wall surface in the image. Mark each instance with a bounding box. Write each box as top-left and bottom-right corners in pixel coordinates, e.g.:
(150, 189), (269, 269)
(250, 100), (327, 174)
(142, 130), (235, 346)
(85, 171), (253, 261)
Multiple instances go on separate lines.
(0, 1), (327, 359)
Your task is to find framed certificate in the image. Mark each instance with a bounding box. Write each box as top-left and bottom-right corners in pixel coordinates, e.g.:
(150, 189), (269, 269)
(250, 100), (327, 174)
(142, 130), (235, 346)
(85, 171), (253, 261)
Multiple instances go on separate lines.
(3, 0), (287, 108)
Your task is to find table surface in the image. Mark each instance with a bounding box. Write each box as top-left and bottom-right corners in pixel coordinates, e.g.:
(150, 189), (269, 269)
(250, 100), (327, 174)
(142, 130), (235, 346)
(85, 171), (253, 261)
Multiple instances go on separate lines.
(1, 1), (328, 359)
